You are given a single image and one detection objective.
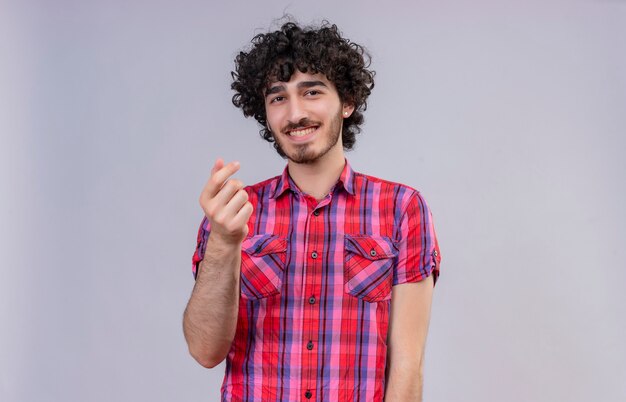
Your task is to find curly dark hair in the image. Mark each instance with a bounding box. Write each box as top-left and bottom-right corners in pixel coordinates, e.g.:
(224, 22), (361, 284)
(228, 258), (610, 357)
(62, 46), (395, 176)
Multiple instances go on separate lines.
(231, 20), (375, 155)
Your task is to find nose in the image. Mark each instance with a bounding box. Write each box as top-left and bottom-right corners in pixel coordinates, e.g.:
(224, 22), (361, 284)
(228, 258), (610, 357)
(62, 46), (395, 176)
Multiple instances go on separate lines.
(287, 97), (307, 125)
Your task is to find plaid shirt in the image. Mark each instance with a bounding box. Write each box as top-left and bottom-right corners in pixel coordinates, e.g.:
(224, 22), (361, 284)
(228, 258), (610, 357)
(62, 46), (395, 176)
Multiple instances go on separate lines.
(192, 160), (441, 402)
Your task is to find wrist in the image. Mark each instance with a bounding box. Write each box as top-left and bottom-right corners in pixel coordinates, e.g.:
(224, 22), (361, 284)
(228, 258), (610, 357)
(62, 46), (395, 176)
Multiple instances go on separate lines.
(205, 233), (243, 254)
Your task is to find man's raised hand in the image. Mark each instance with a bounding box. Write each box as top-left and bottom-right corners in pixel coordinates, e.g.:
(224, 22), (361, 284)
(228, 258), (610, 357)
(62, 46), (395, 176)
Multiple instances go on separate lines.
(199, 158), (253, 245)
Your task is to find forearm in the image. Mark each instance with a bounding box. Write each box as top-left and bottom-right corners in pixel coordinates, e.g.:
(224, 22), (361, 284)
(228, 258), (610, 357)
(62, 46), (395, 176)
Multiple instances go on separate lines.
(183, 237), (241, 368)
(384, 277), (433, 402)
(384, 360), (423, 401)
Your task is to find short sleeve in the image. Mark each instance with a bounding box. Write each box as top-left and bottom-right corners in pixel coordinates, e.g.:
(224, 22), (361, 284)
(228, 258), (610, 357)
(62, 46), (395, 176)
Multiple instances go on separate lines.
(393, 191), (441, 286)
(191, 217), (211, 280)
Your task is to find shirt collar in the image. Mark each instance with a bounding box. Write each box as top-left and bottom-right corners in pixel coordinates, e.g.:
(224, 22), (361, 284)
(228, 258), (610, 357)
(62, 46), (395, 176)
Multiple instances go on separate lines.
(270, 159), (356, 199)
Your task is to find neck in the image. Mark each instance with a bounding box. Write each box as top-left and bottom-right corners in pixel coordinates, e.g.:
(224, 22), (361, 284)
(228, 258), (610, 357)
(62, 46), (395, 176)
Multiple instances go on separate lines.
(287, 147), (346, 201)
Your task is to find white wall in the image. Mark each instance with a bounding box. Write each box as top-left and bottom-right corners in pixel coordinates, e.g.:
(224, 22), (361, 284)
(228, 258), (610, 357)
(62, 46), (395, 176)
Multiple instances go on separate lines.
(1, 0), (625, 401)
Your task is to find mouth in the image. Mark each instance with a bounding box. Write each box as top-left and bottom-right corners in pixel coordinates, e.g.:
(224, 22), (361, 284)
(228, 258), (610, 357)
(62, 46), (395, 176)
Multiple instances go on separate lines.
(285, 125), (319, 140)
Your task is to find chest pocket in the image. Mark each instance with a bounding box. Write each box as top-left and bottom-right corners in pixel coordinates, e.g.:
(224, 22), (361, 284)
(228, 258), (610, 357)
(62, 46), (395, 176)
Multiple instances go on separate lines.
(240, 234), (287, 300)
(344, 235), (398, 302)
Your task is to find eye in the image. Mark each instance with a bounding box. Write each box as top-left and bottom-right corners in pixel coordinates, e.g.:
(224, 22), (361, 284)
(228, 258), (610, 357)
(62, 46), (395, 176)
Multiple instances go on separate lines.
(306, 90), (321, 96)
(270, 96), (285, 104)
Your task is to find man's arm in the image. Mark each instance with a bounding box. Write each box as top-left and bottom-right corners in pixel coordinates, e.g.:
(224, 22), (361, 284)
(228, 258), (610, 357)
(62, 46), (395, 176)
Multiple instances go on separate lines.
(384, 274), (434, 401)
(183, 159), (253, 368)
(183, 238), (242, 368)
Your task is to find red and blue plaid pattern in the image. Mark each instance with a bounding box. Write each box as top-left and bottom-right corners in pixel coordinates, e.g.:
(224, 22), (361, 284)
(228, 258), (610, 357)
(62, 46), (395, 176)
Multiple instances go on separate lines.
(192, 160), (441, 401)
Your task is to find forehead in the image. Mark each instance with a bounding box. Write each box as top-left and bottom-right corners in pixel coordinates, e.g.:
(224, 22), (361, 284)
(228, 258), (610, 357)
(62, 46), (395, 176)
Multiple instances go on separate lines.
(267, 70), (333, 88)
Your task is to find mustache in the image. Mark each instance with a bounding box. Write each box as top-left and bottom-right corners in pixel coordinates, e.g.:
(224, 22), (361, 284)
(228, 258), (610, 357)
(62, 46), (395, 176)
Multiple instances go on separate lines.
(281, 118), (320, 134)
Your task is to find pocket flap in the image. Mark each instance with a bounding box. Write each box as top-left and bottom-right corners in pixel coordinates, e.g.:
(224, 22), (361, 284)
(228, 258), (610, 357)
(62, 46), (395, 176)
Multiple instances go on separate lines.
(344, 235), (397, 260)
(240, 234), (287, 300)
(242, 234), (287, 256)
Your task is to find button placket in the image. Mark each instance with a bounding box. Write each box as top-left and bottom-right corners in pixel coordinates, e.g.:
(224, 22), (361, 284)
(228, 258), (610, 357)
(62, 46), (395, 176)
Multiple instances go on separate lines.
(302, 198), (324, 400)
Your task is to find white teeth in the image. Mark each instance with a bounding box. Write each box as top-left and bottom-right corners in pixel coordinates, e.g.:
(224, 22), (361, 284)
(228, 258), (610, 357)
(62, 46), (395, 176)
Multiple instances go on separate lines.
(289, 127), (316, 137)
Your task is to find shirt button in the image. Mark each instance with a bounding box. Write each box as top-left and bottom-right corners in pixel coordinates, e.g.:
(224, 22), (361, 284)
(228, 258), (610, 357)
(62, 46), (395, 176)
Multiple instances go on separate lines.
(307, 340), (314, 350)
(313, 210), (320, 216)
(370, 249), (377, 257)
(311, 251), (318, 259)
(434, 250), (438, 257)
(308, 296), (316, 304)
(305, 390), (312, 399)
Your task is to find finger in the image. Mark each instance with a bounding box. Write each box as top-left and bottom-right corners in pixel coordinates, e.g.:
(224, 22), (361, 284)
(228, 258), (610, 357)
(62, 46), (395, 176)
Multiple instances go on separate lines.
(231, 201), (254, 228)
(212, 179), (245, 207)
(218, 188), (249, 219)
(201, 161), (241, 200)
(199, 177), (243, 219)
(210, 189), (249, 227)
(210, 161), (240, 193)
(210, 158), (224, 175)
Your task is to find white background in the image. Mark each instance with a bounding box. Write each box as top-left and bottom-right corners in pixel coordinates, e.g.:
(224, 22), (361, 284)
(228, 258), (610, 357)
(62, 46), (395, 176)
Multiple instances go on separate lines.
(1, 0), (625, 401)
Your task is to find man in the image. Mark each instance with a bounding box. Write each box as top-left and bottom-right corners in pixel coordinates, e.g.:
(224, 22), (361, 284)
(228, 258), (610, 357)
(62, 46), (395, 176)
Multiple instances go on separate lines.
(183, 21), (441, 402)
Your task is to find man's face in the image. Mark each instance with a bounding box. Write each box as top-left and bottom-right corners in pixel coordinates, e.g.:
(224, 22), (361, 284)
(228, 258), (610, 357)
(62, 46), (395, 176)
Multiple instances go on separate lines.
(264, 70), (354, 164)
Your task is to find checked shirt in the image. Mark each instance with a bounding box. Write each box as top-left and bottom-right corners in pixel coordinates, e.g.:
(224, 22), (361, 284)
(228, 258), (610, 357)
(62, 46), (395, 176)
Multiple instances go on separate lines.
(192, 160), (441, 401)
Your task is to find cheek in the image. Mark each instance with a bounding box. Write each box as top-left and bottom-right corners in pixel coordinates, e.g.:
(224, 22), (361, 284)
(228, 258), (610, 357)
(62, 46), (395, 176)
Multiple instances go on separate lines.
(323, 101), (343, 116)
(265, 113), (277, 130)
(265, 111), (280, 129)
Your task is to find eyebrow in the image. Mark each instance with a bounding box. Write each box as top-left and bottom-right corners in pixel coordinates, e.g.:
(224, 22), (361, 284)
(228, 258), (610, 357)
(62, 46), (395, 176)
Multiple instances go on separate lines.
(265, 80), (328, 97)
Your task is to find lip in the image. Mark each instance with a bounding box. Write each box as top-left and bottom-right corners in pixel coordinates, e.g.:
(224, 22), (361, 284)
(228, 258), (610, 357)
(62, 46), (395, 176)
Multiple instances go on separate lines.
(285, 126), (319, 142)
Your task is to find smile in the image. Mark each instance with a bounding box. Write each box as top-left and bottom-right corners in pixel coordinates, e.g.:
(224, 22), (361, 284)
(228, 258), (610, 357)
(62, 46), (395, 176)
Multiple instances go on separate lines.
(287, 126), (318, 137)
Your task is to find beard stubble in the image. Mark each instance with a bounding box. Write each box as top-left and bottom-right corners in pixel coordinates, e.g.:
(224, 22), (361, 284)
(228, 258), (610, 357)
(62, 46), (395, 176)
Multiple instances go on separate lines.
(272, 108), (343, 165)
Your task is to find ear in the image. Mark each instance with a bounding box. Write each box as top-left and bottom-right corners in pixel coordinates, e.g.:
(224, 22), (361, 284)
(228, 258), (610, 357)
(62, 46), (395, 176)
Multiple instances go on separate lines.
(342, 103), (355, 119)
